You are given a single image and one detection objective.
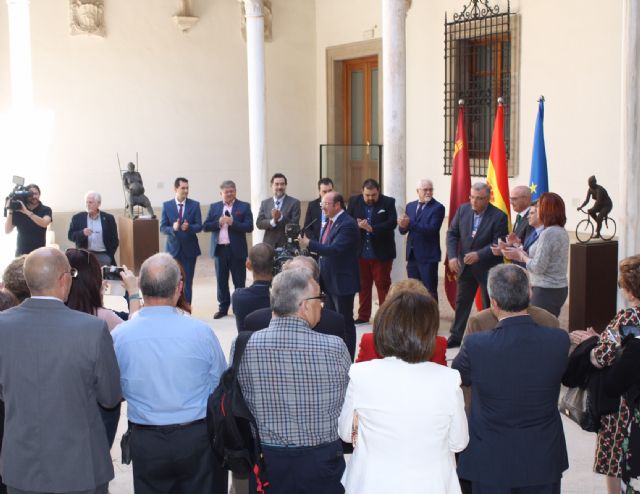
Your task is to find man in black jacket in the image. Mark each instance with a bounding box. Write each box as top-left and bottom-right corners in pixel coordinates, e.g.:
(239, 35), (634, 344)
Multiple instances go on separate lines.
(347, 179), (397, 324)
(303, 178), (334, 241)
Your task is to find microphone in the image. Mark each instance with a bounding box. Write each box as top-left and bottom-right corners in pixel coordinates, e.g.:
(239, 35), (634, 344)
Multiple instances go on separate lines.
(302, 218), (318, 233)
(224, 211), (231, 217)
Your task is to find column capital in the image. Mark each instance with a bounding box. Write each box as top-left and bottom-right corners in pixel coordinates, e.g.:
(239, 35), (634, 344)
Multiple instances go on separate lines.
(240, 0), (263, 18)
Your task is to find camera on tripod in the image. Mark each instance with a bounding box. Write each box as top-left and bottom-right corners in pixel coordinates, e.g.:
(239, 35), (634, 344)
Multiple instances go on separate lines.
(4, 176), (32, 217)
(273, 223), (303, 275)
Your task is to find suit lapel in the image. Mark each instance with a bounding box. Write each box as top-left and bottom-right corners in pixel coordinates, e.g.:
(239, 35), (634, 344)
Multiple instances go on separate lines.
(470, 206), (492, 246)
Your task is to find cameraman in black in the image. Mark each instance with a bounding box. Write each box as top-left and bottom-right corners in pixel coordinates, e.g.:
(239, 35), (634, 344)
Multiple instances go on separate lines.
(4, 184), (52, 256)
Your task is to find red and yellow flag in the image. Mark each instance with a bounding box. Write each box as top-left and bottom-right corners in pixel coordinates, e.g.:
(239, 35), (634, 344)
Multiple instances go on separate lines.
(444, 105), (471, 310)
(486, 101), (511, 228)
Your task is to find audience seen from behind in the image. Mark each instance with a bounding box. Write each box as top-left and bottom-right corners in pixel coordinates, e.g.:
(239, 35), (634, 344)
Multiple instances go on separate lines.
(1, 256), (29, 303)
(502, 192), (569, 317)
(569, 254), (640, 494)
(236, 267), (351, 493)
(339, 290), (468, 493)
(356, 278), (447, 365)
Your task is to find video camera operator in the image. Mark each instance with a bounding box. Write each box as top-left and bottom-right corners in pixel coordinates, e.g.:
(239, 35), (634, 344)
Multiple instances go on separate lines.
(4, 184), (52, 256)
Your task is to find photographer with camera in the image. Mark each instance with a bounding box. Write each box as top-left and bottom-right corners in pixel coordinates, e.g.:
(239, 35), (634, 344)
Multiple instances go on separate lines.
(4, 183), (52, 256)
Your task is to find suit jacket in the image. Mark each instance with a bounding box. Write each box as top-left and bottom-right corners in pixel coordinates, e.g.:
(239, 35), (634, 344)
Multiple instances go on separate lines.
(513, 208), (533, 242)
(308, 212), (360, 296)
(203, 199), (253, 259)
(68, 210), (119, 264)
(303, 197), (323, 241)
(231, 280), (271, 332)
(243, 306), (346, 343)
(256, 195), (301, 248)
(446, 202), (508, 277)
(452, 315), (570, 487)
(356, 333), (448, 366)
(338, 358), (468, 493)
(160, 198), (202, 258)
(347, 194), (397, 260)
(399, 199), (445, 263)
(0, 298), (121, 492)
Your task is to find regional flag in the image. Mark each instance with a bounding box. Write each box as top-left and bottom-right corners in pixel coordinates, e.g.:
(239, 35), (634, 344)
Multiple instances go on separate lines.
(444, 104), (471, 310)
(529, 98), (548, 201)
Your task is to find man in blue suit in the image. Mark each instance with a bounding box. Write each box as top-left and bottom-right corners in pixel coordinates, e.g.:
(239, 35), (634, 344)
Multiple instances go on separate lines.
(452, 264), (569, 494)
(398, 179), (445, 301)
(160, 177), (202, 304)
(299, 191), (359, 359)
(203, 180), (254, 319)
(446, 182), (508, 347)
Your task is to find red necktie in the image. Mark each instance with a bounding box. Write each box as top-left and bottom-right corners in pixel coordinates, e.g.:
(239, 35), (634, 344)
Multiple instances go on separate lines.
(178, 203), (184, 222)
(321, 219), (333, 244)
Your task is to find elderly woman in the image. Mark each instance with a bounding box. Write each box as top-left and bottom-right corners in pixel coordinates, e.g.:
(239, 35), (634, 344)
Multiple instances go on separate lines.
(339, 291), (468, 493)
(571, 255), (640, 493)
(503, 192), (569, 317)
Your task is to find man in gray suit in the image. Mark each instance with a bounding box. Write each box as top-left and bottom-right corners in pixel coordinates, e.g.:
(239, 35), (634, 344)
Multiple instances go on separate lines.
(256, 173), (301, 248)
(0, 247), (121, 494)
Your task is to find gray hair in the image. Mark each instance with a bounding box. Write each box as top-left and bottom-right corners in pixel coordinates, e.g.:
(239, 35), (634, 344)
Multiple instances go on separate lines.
(487, 264), (530, 312)
(471, 182), (490, 196)
(24, 248), (69, 294)
(139, 253), (181, 299)
(220, 180), (236, 189)
(84, 191), (102, 203)
(283, 256), (320, 282)
(417, 179), (433, 188)
(270, 268), (314, 317)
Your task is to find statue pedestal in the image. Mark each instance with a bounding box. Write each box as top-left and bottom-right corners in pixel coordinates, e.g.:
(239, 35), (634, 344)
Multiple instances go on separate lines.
(117, 216), (159, 275)
(569, 240), (618, 332)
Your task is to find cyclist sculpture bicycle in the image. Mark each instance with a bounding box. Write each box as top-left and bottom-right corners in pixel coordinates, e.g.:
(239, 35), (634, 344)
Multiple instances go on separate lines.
(577, 175), (612, 239)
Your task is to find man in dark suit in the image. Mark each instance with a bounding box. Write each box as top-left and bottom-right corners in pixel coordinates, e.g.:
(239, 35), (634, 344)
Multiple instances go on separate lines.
(452, 264), (570, 494)
(256, 173), (301, 248)
(231, 242), (273, 332)
(509, 185), (534, 243)
(446, 182), (508, 348)
(0, 247), (121, 494)
(398, 179), (445, 301)
(299, 191), (359, 358)
(347, 179), (397, 324)
(203, 180), (254, 319)
(68, 191), (119, 266)
(303, 178), (333, 241)
(160, 177), (202, 304)
(243, 255), (346, 343)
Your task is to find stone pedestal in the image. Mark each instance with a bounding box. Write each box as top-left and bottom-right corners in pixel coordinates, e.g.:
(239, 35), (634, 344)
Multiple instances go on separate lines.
(569, 241), (618, 332)
(117, 216), (159, 275)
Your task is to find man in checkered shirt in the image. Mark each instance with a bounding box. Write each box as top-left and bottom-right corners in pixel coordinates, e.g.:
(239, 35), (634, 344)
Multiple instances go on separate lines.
(236, 267), (351, 493)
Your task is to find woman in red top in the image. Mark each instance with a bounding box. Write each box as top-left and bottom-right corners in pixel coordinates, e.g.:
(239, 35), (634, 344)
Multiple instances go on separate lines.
(356, 279), (447, 365)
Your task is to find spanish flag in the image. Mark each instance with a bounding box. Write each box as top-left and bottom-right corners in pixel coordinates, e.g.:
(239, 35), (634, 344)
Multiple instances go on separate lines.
(444, 104), (471, 310)
(486, 100), (511, 229)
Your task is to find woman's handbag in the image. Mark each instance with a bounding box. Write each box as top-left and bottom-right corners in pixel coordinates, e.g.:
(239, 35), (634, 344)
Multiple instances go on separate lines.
(559, 385), (599, 433)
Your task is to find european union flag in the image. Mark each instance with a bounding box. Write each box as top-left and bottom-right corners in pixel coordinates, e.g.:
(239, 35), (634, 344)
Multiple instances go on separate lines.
(529, 98), (548, 201)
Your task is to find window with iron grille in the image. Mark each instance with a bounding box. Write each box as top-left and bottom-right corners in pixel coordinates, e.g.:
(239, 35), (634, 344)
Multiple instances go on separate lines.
(444, 0), (518, 176)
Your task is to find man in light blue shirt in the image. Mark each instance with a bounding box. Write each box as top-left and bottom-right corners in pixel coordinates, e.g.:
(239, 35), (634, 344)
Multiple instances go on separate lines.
(112, 253), (227, 493)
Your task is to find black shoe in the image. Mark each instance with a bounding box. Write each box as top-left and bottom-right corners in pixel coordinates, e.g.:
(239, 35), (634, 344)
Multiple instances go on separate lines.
(354, 318), (369, 325)
(447, 336), (461, 349)
(213, 311), (228, 319)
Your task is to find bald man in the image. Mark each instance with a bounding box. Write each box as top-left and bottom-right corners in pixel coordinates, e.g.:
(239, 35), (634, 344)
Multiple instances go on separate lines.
(509, 185), (534, 243)
(0, 247), (121, 494)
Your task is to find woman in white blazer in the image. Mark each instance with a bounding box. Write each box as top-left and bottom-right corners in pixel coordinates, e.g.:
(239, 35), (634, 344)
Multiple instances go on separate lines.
(338, 291), (469, 493)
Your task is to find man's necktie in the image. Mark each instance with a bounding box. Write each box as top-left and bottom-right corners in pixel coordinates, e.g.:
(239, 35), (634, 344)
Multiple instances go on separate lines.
(275, 200), (281, 209)
(514, 213), (522, 231)
(178, 203), (184, 223)
(417, 202), (425, 217)
(321, 219), (333, 244)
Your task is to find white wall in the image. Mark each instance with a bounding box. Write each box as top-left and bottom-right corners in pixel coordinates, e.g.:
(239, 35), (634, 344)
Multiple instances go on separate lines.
(0, 0), (318, 214)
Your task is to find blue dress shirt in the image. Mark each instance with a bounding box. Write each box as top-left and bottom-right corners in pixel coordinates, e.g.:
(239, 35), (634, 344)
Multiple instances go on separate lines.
(112, 306), (227, 425)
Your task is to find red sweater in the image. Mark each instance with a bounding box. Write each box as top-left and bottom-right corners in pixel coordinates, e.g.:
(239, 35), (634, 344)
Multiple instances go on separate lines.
(356, 333), (448, 366)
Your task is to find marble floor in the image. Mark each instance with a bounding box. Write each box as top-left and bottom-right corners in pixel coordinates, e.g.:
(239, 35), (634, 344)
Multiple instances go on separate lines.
(104, 257), (608, 494)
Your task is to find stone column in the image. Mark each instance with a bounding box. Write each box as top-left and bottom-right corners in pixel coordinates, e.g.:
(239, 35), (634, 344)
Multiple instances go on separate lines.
(243, 0), (268, 244)
(619, 0), (640, 307)
(382, 0), (410, 280)
(6, 0), (33, 109)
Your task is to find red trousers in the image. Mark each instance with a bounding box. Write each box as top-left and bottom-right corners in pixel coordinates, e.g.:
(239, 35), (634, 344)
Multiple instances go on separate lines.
(357, 258), (393, 321)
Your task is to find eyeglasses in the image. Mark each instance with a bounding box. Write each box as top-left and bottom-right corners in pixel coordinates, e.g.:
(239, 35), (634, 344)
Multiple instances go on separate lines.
(319, 202), (335, 207)
(304, 294), (326, 303)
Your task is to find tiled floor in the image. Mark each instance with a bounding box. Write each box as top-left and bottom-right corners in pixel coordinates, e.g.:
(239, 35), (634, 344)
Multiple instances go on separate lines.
(104, 257), (607, 493)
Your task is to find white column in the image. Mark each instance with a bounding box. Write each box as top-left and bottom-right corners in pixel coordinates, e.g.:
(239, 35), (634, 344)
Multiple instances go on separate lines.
(382, 0), (409, 280)
(6, 0), (33, 110)
(619, 0), (640, 306)
(243, 0), (268, 244)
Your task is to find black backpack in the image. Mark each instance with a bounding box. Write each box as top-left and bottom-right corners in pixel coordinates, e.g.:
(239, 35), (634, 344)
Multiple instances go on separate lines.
(207, 331), (269, 492)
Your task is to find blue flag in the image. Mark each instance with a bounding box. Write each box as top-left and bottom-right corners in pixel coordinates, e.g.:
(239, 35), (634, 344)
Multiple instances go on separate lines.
(529, 99), (548, 201)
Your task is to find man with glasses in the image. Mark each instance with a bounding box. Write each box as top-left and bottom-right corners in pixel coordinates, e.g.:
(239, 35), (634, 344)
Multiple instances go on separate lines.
(509, 185), (534, 244)
(299, 191), (359, 359)
(398, 179), (445, 301)
(0, 247), (121, 494)
(236, 268), (350, 493)
(445, 183), (508, 348)
(4, 184), (52, 257)
(68, 191), (119, 267)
